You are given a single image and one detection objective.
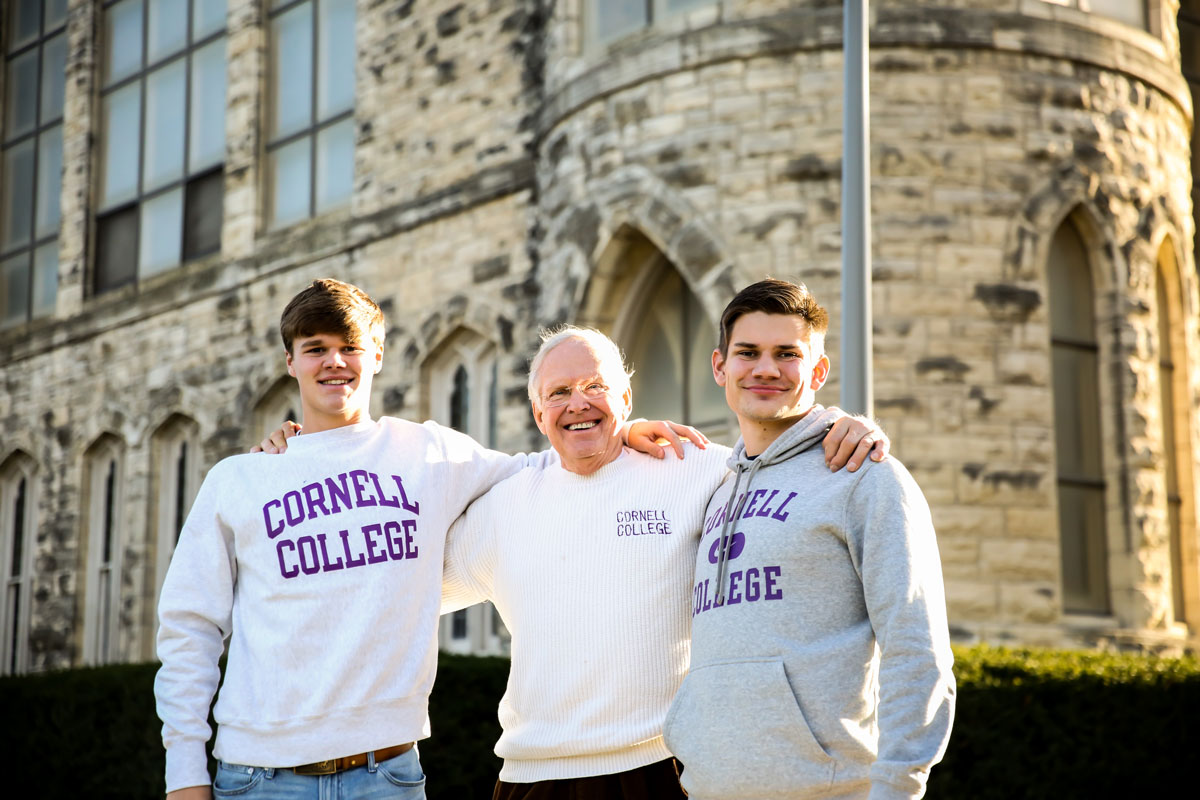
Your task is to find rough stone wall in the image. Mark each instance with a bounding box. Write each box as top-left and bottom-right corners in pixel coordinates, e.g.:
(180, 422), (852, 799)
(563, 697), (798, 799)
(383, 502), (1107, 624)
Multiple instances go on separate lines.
(534, 0), (1198, 649)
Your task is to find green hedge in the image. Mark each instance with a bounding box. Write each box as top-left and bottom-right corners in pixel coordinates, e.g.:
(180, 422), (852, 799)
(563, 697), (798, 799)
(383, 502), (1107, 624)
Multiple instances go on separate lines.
(2, 646), (1197, 799)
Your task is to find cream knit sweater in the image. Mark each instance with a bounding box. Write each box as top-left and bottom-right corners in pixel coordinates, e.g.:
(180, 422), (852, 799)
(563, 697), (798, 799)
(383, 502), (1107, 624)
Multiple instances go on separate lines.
(443, 444), (731, 782)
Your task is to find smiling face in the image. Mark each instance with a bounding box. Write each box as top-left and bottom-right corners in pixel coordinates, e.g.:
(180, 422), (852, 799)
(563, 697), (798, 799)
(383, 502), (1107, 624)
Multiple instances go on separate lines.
(286, 331), (383, 434)
(531, 338), (632, 476)
(713, 311), (830, 456)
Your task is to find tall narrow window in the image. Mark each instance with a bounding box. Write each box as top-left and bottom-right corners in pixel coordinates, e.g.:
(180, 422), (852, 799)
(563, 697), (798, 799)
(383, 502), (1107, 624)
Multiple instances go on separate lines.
(1, 454), (36, 675)
(1152, 260), (1190, 623)
(266, 0), (355, 227)
(625, 264), (727, 432)
(94, 0), (227, 295)
(1048, 221), (1109, 614)
(426, 330), (508, 655)
(84, 436), (124, 664)
(1, 0), (68, 329)
(150, 417), (199, 608)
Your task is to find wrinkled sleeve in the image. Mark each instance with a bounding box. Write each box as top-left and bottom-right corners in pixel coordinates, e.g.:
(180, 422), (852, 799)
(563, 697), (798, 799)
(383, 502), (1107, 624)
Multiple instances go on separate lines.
(847, 461), (956, 800)
(153, 468), (237, 794)
(441, 488), (500, 615)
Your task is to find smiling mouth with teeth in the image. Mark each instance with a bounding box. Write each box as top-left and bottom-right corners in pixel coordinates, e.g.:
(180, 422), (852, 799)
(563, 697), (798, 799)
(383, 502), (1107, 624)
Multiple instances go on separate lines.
(321, 379), (351, 385)
(566, 421), (599, 430)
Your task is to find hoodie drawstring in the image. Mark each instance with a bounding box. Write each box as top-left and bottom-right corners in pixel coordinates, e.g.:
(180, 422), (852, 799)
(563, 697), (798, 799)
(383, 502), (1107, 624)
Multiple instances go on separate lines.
(714, 457), (765, 605)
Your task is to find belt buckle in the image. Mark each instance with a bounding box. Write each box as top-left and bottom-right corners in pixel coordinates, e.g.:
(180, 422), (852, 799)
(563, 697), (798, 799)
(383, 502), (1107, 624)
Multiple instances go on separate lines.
(294, 759), (337, 776)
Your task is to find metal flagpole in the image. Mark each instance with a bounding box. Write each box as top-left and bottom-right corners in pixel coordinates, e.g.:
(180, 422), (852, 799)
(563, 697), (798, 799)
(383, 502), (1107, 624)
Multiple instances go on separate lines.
(840, 0), (873, 417)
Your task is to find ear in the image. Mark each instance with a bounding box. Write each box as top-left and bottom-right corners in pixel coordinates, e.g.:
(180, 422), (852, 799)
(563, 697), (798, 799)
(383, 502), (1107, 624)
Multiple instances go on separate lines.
(531, 398), (548, 435)
(712, 348), (728, 387)
(373, 344), (384, 374)
(810, 354), (831, 390)
(619, 384), (633, 417)
(286, 349), (296, 378)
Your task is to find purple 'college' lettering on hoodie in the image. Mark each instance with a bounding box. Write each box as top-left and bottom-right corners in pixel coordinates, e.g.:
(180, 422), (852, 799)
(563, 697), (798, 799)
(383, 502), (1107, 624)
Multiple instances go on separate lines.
(663, 406), (956, 800)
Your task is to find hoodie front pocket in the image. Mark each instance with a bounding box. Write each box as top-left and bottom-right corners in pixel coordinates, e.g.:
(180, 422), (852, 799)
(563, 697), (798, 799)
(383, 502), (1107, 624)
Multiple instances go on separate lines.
(663, 656), (834, 798)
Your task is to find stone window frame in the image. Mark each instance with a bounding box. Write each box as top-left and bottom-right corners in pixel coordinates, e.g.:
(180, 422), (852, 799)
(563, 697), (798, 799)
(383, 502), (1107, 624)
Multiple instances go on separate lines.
(81, 434), (125, 665)
(252, 374), (300, 444)
(0, 0), (68, 330)
(422, 328), (510, 657)
(92, 0), (227, 297)
(148, 415), (200, 617)
(264, 0), (356, 230)
(582, 0), (717, 50)
(1154, 237), (1199, 629)
(0, 451), (37, 676)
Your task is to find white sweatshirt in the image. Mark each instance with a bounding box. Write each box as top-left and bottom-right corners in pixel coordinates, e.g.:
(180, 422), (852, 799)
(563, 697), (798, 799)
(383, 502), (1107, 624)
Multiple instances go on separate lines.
(442, 445), (732, 783)
(155, 417), (551, 793)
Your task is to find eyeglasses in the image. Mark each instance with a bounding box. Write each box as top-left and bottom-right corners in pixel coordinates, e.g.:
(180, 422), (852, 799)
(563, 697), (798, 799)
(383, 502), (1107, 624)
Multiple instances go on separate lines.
(541, 381), (611, 408)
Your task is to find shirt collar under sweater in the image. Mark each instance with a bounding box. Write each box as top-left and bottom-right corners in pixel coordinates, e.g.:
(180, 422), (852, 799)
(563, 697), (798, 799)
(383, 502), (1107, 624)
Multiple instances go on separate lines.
(282, 419), (379, 454)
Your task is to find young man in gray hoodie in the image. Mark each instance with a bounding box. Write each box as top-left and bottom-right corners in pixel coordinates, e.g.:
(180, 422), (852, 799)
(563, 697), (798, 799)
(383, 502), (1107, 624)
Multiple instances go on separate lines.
(663, 279), (955, 800)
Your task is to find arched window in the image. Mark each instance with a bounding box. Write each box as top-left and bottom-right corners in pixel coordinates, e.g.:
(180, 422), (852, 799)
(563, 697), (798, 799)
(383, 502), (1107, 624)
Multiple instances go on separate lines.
(149, 416), (200, 630)
(253, 376), (300, 443)
(82, 435), (125, 664)
(621, 261), (728, 436)
(424, 329), (509, 655)
(1155, 241), (1197, 626)
(1, 452), (36, 675)
(1048, 221), (1109, 614)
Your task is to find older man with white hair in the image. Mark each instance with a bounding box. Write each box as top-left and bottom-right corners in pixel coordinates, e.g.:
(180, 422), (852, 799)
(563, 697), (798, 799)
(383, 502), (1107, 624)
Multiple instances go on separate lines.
(442, 326), (887, 800)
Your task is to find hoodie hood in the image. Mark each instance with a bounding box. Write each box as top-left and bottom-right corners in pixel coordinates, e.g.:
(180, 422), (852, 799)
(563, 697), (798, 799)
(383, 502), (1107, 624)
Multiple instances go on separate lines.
(726, 404), (842, 471)
(713, 405), (842, 604)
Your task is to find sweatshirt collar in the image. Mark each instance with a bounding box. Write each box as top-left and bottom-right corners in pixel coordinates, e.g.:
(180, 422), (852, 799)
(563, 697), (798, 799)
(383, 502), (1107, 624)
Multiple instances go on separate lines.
(283, 419), (378, 454)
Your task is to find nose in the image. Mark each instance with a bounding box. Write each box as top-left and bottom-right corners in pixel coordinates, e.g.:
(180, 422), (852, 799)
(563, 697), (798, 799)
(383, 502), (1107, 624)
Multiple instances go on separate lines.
(324, 349), (347, 368)
(751, 353), (780, 378)
(565, 386), (592, 411)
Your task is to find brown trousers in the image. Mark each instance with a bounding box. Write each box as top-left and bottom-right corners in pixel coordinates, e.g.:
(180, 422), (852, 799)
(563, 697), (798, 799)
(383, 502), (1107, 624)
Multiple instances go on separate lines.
(492, 758), (687, 800)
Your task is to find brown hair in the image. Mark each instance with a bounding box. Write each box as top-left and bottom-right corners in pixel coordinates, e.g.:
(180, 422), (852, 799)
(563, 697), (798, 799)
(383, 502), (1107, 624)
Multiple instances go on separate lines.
(279, 278), (385, 353)
(718, 278), (829, 355)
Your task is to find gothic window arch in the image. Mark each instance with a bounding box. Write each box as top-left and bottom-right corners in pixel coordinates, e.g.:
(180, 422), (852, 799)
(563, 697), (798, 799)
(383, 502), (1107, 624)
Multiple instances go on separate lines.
(1048, 218), (1110, 615)
(253, 375), (300, 443)
(1, 451), (37, 675)
(423, 328), (508, 656)
(1155, 239), (1198, 627)
(82, 434), (125, 664)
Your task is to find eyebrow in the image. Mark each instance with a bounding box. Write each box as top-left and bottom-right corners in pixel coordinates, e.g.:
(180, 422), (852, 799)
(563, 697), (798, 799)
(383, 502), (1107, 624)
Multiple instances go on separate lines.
(731, 341), (802, 349)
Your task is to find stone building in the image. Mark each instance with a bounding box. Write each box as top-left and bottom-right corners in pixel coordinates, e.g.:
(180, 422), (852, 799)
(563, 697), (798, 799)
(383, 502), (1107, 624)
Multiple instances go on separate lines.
(0, 0), (1197, 674)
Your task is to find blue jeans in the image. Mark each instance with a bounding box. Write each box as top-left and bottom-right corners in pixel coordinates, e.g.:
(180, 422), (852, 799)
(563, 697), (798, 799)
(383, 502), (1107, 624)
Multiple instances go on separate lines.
(212, 747), (427, 800)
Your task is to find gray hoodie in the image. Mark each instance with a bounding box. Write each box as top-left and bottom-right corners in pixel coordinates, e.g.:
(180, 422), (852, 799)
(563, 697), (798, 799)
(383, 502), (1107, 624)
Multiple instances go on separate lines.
(663, 406), (955, 800)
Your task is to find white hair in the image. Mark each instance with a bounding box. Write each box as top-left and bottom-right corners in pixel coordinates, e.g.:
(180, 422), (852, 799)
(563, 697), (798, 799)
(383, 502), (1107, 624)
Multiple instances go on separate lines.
(526, 326), (634, 407)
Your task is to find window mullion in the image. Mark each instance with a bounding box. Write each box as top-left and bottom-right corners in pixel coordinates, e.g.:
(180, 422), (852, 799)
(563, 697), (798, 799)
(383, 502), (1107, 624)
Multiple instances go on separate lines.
(309, 0), (319, 220)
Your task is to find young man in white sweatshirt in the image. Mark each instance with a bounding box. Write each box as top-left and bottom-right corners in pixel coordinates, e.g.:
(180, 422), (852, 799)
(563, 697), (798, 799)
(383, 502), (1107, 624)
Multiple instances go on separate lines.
(441, 326), (889, 800)
(663, 280), (955, 799)
(153, 280), (699, 800)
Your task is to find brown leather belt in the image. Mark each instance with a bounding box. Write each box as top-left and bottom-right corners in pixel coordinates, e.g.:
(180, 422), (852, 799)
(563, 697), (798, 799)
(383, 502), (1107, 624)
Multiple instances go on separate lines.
(292, 742), (415, 775)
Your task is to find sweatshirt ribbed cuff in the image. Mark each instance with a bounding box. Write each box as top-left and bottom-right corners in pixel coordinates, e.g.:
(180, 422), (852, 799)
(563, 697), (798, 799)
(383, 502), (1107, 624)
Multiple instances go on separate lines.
(165, 739), (211, 794)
